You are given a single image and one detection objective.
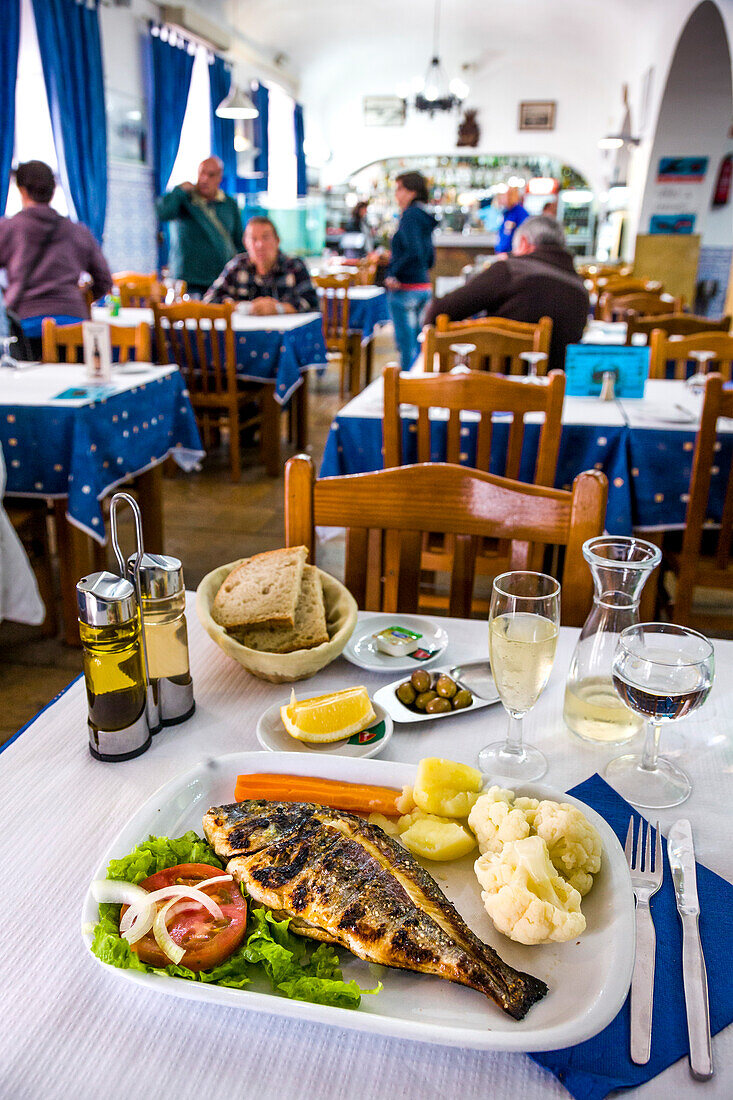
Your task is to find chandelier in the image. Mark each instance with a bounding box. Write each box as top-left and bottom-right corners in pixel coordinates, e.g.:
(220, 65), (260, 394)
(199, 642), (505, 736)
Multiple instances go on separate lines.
(412, 0), (468, 115)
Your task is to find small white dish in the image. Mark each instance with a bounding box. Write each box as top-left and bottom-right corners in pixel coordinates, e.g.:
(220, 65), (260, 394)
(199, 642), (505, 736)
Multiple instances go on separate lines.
(256, 699), (393, 758)
(342, 615), (448, 673)
(373, 665), (499, 724)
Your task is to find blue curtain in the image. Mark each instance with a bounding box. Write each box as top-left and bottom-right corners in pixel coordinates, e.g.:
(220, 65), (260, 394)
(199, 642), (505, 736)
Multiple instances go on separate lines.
(144, 25), (195, 198)
(209, 55), (237, 195)
(31, 0), (107, 241)
(294, 103), (307, 198)
(0, 0), (20, 214)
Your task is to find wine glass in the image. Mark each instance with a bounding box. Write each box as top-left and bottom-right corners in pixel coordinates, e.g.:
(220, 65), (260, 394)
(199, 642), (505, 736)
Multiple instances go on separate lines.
(449, 342), (476, 373)
(519, 351), (548, 383)
(0, 335), (18, 370)
(606, 622), (714, 808)
(479, 571), (561, 781)
(686, 350), (715, 394)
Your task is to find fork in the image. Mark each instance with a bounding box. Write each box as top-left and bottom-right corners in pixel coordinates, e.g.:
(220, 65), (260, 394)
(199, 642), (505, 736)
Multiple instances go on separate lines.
(625, 816), (663, 1065)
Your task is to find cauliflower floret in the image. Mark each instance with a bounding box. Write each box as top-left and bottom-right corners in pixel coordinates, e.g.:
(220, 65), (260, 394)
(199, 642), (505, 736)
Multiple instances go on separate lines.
(532, 801), (603, 896)
(468, 786), (534, 854)
(475, 835), (586, 945)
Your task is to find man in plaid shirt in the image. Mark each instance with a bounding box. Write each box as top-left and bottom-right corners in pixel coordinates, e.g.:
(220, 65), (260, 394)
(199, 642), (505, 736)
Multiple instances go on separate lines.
(204, 215), (318, 315)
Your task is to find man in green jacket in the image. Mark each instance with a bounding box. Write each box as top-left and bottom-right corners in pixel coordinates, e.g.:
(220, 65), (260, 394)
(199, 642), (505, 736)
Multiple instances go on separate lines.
(156, 156), (243, 297)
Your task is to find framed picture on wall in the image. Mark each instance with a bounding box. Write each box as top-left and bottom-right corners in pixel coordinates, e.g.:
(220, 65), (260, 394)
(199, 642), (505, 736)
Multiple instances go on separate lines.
(363, 96), (406, 127)
(518, 101), (556, 131)
(106, 90), (148, 165)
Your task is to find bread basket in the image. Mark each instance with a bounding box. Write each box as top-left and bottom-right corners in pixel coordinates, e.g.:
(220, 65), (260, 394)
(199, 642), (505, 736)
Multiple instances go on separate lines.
(195, 561), (358, 683)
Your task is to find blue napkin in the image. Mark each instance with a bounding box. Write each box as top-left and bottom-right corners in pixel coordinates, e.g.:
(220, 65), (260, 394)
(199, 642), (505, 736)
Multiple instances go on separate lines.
(529, 774), (733, 1100)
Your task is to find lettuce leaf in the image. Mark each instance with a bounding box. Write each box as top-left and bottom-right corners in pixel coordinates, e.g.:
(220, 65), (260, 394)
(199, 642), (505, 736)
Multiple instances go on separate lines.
(89, 832), (380, 1008)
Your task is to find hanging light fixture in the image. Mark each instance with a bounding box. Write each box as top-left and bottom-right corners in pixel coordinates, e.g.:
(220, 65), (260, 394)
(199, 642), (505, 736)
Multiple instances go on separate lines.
(216, 84), (259, 120)
(412, 0), (468, 115)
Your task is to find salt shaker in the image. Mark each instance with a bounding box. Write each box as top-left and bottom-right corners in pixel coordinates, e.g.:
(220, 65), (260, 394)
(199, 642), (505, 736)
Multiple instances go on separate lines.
(127, 552), (195, 726)
(77, 572), (151, 762)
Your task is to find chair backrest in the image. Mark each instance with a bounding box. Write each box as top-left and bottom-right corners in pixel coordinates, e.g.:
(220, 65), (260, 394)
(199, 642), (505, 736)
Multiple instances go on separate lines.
(599, 290), (683, 321)
(41, 319), (151, 364)
(113, 271), (164, 308)
(382, 363), (565, 486)
(597, 277), (662, 296)
(284, 454), (607, 624)
(314, 274), (353, 353)
(423, 315), (553, 374)
(648, 330), (733, 381)
(679, 372), (733, 584)
(626, 312), (731, 345)
(355, 258), (378, 285)
(152, 301), (237, 397)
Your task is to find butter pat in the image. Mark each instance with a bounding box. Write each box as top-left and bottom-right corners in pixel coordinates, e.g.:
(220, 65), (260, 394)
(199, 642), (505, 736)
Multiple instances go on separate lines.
(373, 626), (422, 657)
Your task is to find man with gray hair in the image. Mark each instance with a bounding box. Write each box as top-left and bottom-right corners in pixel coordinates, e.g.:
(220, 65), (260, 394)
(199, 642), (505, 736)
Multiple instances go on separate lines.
(423, 215), (589, 371)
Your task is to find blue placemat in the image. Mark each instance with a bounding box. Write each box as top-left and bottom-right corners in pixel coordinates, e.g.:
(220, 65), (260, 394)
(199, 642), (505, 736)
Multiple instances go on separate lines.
(530, 774), (733, 1099)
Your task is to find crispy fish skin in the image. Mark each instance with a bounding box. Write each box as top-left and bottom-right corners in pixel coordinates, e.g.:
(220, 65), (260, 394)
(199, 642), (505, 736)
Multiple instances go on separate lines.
(203, 799), (547, 1020)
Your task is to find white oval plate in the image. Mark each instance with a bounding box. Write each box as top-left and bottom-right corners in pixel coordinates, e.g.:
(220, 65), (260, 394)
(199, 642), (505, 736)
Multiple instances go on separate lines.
(373, 665), (499, 724)
(256, 699), (393, 758)
(342, 614), (448, 673)
(80, 752), (635, 1052)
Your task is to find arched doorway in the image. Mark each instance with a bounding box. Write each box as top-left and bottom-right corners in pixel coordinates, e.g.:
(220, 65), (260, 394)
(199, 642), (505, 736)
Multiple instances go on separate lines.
(636, 2), (733, 313)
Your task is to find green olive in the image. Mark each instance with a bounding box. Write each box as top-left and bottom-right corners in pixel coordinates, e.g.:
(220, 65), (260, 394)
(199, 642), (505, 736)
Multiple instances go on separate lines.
(414, 690), (438, 711)
(410, 669), (431, 693)
(425, 696), (452, 714)
(435, 674), (458, 699)
(396, 682), (417, 706)
(452, 689), (473, 710)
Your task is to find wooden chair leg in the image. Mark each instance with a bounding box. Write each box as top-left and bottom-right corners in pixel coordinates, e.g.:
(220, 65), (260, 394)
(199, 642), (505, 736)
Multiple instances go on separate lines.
(349, 334), (362, 395)
(135, 464), (165, 551)
(364, 337), (374, 387)
(229, 406), (242, 482)
(260, 387), (281, 477)
(295, 373), (309, 451)
(54, 500), (93, 646)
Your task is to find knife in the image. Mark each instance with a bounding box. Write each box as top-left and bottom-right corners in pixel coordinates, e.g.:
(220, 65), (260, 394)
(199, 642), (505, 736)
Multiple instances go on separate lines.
(667, 819), (714, 1080)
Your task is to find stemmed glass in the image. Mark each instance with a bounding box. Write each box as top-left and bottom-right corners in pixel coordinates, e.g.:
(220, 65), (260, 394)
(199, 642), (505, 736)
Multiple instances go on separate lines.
(449, 342), (476, 373)
(479, 571), (561, 781)
(686, 350), (715, 394)
(519, 351), (548, 383)
(606, 622), (714, 808)
(0, 335), (18, 370)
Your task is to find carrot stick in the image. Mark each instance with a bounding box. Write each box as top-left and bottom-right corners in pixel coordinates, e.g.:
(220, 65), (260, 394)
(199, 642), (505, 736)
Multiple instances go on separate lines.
(234, 773), (401, 815)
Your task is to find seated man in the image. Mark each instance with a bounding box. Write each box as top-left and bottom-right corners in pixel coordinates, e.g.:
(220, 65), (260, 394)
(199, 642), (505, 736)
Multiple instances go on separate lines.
(423, 216), (589, 372)
(204, 216), (318, 315)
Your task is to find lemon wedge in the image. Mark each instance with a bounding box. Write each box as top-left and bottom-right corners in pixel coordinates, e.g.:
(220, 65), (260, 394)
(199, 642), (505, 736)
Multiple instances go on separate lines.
(281, 687), (376, 743)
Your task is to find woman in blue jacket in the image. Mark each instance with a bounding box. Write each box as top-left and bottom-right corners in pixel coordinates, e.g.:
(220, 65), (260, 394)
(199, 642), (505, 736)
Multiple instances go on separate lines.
(385, 172), (437, 370)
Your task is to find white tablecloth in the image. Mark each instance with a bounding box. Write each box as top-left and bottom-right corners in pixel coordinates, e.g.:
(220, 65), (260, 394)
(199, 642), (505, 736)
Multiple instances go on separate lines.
(0, 443), (44, 624)
(91, 305), (322, 334)
(2, 606), (732, 1099)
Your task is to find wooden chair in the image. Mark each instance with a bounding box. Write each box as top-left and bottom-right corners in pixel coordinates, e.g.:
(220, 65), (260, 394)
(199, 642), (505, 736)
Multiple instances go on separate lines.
(284, 454), (607, 625)
(355, 258), (378, 285)
(599, 290), (683, 322)
(663, 373), (733, 630)
(423, 315), (552, 374)
(626, 312), (731, 345)
(112, 271), (165, 308)
(314, 274), (358, 396)
(648, 331), (733, 381)
(597, 277), (662, 296)
(42, 319), (152, 364)
(382, 363), (566, 612)
(153, 301), (273, 481)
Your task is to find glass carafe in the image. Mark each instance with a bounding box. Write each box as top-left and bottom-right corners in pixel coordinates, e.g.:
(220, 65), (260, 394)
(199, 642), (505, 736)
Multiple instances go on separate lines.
(563, 536), (662, 744)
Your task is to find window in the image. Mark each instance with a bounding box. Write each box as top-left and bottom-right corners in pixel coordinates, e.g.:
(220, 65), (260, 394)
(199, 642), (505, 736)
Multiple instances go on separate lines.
(266, 81), (297, 206)
(7, 0), (69, 216)
(166, 45), (212, 190)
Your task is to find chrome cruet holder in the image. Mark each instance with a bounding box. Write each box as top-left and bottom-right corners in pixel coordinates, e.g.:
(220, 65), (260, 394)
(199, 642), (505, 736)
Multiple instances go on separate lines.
(109, 492), (161, 734)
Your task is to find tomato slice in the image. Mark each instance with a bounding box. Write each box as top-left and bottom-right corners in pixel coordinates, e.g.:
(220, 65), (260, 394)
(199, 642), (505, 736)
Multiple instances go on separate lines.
(120, 863), (247, 972)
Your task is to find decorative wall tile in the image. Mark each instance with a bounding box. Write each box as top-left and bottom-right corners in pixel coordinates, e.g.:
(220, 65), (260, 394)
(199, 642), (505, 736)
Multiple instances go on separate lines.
(696, 246), (732, 316)
(103, 162), (158, 273)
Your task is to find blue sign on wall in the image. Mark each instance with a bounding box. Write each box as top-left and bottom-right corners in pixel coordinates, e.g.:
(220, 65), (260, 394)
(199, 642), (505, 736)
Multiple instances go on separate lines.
(649, 213), (696, 234)
(564, 345), (650, 398)
(656, 156), (708, 182)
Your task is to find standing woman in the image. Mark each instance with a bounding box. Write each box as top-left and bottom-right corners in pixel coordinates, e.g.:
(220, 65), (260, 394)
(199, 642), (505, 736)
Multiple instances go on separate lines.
(384, 171), (436, 370)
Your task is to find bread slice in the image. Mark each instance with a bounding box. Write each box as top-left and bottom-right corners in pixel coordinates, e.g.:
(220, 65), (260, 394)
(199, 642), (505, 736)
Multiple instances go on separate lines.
(230, 565), (329, 653)
(212, 546), (308, 629)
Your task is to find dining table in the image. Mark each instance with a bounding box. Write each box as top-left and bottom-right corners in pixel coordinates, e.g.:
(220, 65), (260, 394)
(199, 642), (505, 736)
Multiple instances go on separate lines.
(1, 604), (731, 1100)
(0, 361), (203, 642)
(319, 374), (732, 535)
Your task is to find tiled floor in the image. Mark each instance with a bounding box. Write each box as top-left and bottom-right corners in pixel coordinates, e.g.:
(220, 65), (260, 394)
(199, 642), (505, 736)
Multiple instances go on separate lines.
(0, 335), (393, 744)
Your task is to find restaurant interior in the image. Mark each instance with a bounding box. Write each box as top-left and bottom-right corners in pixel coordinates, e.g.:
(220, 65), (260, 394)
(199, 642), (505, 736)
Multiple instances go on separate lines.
(3, 1), (733, 1097)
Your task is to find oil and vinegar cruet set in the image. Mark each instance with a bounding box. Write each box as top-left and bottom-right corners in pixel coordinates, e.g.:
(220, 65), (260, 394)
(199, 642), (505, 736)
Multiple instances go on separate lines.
(76, 492), (195, 762)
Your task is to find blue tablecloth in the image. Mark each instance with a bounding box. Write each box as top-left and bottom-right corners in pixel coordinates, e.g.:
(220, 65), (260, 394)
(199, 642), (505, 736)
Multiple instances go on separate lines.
(626, 425), (733, 529)
(233, 316), (328, 404)
(348, 291), (390, 342)
(1, 369), (203, 542)
(320, 411), (633, 533)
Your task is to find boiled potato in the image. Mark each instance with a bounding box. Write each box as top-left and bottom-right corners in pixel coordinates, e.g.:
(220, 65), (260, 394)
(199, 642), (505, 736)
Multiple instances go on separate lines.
(397, 807), (451, 833)
(395, 784), (416, 814)
(367, 812), (401, 837)
(400, 816), (477, 861)
(413, 757), (483, 818)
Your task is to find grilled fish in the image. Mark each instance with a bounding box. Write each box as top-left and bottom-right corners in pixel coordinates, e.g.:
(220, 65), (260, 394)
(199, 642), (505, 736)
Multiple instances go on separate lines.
(203, 799), (547, 1019)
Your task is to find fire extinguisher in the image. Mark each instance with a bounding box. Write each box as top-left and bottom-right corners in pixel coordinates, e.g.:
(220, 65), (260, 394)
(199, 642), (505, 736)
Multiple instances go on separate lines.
(713, 154), (732, 206)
